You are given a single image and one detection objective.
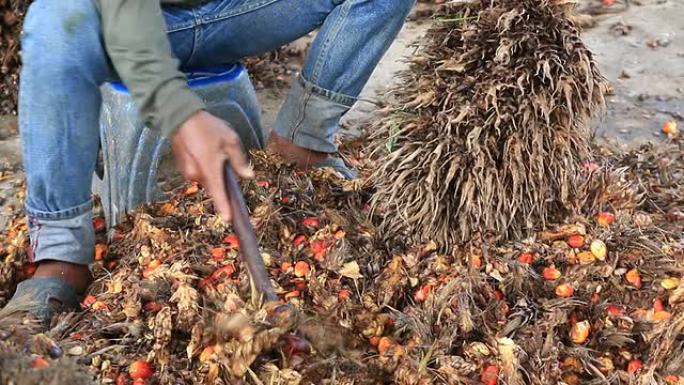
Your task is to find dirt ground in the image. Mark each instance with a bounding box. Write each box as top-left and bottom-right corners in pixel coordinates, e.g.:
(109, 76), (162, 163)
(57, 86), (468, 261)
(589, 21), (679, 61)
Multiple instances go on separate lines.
(0, 0), (682, 231)
(582, 0), (684, 147)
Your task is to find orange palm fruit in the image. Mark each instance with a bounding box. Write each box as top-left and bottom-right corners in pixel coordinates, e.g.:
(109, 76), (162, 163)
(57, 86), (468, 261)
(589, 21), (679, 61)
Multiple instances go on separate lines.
(570, 320), (590, 344)
(591, 292), (601, 303)
(143, 302), (163, 313)
(377, 337), (396, 355)
(142, 267), (157, 279)
(310, 240), (327, 261)
(597, 212), (615, 227)
(158, 202), (176, 215)
(555, 284), (574, 298)
(627, 359), (642, 374)
(517, 252), (534, 264)
(369, 336), (380, 347)
(626, 269), (642, 288)
(606, 304), (624, 316)
(112, 230), (125, 242)
(223, 234), (240, 249)
(116, 373), (127, 385)
(93, 217), (107, 232)
(471, 255), (482, 268)
(590, 240), (607, 261)
(652, 310), (672, 322)
(255, 180), (270, 188)
(302, 217), (320, 229)
(338, 289), (351, 302)
(209, 265), (235, 281)
(199, 346), (215, 363)
(665, 375), (679, 384)
(543, 266), (562, 281)
(70, 332), (83, 340)
(414, 285), (431, 302)
(294, 261), (310, 278)
(128, 360), (154, 380)
(211, 247), (225, 261)
(480, 365), (499, 385)
(567, 235), (585, 248)
(184, 183), (199, 196)
(293, 234), (307, 246)
(663, 121), (678, 136)
(95, 243), (108, 261)
(31, 357), (50, 368)
(562, 373), (580, 385)
(631, 308), (649, 320)
(91, 301), (108, 311)
(81, 295), (97, 308)
(654, 298), (665, 312)
(577, 251), (596, 265)
(561, 357), (582, 371)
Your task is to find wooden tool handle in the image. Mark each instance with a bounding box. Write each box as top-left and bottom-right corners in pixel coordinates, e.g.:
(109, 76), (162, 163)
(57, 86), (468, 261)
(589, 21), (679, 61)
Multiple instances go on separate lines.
(223, 162), (278, 302)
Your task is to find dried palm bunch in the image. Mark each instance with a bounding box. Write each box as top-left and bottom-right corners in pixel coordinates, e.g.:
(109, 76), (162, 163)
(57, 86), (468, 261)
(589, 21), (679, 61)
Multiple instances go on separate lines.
(370, 0), (608, 247)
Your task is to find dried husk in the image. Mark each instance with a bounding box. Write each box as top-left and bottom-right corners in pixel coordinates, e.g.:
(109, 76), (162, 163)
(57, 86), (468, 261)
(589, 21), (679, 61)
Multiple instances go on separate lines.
(370, 0), (608, 247)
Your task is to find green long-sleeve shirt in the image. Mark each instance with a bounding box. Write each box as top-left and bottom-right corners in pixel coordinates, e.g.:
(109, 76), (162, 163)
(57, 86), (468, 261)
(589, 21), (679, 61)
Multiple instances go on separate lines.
(97, 0), (207, 138)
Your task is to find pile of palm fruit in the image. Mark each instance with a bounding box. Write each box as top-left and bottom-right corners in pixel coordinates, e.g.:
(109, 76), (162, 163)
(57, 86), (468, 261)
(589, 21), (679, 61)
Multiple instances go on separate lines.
(1, 1), (683, 385)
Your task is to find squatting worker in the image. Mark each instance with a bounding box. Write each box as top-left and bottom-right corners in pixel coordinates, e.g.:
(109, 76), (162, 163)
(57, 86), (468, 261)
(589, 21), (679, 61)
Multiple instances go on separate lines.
(5, 0), (415, 320)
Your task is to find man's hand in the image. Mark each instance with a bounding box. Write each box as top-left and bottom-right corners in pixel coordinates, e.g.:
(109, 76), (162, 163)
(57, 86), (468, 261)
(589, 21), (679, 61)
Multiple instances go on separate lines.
(171, 111), (254, 222)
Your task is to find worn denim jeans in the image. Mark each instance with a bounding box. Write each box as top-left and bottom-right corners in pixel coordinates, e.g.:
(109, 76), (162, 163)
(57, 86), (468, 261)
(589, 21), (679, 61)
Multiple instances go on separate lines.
(19, 0), (414, 266)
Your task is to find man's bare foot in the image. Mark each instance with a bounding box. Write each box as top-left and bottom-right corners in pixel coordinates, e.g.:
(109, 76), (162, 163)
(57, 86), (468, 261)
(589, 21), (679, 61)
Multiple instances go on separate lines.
(34, 261), (92, 294)
(267, 132), (329, 169)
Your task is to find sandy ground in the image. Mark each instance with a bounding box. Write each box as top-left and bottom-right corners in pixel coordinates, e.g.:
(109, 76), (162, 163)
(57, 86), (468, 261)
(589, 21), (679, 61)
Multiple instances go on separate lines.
(0, 0), (682, 230)
(583, 0), (684, 147)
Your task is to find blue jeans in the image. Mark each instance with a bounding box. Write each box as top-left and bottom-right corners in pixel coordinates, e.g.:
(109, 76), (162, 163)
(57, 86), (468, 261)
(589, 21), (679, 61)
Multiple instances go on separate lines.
(19, 0), (414, 266)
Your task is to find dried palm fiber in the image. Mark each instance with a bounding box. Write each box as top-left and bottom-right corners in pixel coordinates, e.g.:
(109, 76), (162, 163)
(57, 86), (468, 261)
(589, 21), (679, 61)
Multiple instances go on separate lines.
(0, 0), (30, 115)
(370, 0), (608, 247)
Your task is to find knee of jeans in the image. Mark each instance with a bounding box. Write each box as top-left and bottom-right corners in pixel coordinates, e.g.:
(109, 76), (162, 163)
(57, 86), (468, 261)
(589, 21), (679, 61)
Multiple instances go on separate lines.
(22, 0), (105, 77)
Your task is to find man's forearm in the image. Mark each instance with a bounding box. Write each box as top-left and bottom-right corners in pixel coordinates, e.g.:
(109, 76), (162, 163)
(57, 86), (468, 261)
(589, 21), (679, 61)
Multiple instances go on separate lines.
(98, 0), (205, 137)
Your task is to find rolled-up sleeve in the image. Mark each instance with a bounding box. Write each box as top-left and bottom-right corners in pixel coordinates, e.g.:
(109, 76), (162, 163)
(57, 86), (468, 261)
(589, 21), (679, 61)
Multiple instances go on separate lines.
(99, 0), (205, 137)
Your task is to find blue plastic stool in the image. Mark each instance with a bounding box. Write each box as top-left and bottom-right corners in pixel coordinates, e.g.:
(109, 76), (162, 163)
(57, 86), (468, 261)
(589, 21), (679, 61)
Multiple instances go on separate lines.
(93, 64), (264, 228)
